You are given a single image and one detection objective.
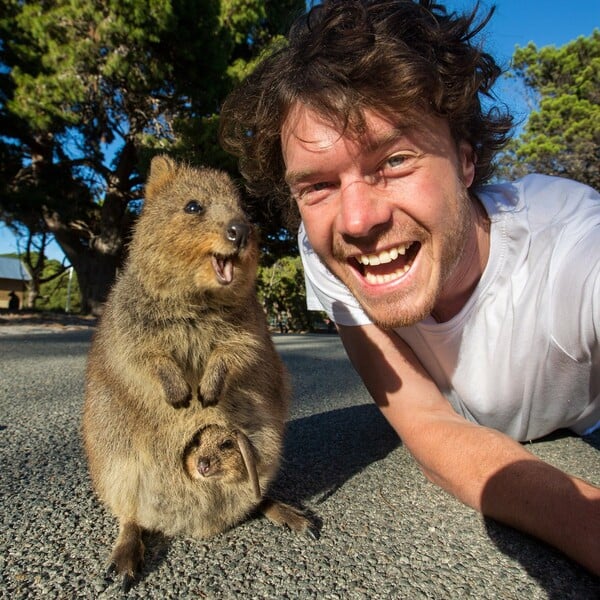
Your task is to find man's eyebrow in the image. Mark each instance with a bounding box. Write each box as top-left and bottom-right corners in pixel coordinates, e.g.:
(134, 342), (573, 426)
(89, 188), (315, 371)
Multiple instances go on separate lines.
(284, 169), (316, 187)
(364, 126), (408, 152)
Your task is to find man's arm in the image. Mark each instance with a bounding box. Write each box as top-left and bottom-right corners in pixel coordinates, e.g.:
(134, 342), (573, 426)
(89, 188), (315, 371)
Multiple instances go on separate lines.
(338, 323), (600, 575)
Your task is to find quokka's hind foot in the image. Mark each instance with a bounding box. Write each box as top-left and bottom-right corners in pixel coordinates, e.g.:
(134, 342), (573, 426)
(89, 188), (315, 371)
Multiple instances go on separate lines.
(260, 498), (320, 539)
(107, 520), (145, 589)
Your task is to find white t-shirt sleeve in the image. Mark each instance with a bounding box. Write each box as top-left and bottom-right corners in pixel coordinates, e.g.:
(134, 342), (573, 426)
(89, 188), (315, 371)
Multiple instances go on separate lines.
(298, 223), (372, 326)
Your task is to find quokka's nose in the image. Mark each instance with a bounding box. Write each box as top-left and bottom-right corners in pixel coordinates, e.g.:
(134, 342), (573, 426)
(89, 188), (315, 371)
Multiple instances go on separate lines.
(226, 220), (250, 250)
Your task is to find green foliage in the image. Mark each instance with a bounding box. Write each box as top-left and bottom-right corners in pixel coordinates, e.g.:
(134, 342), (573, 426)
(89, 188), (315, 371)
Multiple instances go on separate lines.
(36, 264), (82, 313)
(498, 31), (600, 189)
(257, 255), (327, 332)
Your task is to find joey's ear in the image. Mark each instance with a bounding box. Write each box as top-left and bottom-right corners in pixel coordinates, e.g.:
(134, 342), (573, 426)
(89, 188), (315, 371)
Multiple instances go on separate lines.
(146, 155), (176, 198)
(235, 430), (261, 500)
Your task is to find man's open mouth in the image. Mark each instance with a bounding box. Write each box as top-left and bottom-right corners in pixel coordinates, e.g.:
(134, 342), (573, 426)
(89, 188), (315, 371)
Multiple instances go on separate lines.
(352, 241), (420, 285)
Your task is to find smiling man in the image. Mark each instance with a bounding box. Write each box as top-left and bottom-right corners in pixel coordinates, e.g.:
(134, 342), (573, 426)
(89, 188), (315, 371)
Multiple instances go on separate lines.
(284, 108), (485, 328)
(220, 0), (600, 575)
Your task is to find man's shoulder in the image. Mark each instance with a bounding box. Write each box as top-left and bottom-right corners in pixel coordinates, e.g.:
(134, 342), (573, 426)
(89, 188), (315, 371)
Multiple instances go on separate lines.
(479, 174), (599, 223)
(517, 174), (598, 205)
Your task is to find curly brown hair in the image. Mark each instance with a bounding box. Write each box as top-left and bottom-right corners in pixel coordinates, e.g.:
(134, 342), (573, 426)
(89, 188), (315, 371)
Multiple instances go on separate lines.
(219, 0), (513, 221)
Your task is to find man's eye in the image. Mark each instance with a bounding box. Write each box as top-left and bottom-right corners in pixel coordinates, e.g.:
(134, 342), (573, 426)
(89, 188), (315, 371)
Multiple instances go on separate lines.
(293, 181), (333, 204)
(386, 154), (407, 168)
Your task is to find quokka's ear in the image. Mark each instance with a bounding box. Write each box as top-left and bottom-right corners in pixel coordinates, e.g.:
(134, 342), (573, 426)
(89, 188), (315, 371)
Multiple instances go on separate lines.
(145, 155), (176, 199)
(235, 430), (261, 500)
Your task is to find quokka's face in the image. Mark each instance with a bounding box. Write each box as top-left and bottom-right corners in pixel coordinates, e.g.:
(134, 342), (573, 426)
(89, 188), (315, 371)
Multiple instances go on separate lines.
(184, 426), (247, 482)
(137, 159), (259, 296)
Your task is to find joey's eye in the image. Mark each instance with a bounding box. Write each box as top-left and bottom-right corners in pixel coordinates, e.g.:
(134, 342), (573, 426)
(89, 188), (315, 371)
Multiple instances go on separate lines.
(219, 440), (235, 452)
(184, 200), (204, 214)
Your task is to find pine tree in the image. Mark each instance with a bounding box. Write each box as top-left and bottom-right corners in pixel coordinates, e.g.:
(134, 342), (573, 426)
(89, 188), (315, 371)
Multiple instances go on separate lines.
(498, 31), (600, 189)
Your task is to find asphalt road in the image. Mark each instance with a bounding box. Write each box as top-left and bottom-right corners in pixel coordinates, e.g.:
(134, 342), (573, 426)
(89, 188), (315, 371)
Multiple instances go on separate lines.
(0, 327), (598, 599)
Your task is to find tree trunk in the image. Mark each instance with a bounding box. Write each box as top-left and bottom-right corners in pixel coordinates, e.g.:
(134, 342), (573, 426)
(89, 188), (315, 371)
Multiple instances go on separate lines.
(50, 224), (123, 316)
(25, 281), (40, 309)
(73, 250), (119, 316)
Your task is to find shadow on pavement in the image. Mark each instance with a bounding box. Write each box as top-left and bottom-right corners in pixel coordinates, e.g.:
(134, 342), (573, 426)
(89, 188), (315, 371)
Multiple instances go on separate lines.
(481, 431), (600, 597)
(0, 329), (94, 359)
(583, 427), (600, 451)
(483, 517), (599, 599)
(272, 403), (400, 503)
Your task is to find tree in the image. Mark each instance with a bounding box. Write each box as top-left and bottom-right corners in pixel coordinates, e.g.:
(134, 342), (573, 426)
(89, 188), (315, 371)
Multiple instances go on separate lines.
(0, 0), (304, 314)
(497, 31), (600, 189)
(15, 229), (70, 308)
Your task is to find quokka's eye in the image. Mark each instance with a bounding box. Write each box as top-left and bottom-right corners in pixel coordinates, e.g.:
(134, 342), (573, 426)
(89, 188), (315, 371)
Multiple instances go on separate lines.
(219, 440), (235, 452)
(184, 200), (204, 214)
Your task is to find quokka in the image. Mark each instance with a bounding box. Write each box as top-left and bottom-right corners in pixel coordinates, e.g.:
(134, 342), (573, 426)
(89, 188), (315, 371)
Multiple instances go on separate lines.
(83, 156), (312, 583)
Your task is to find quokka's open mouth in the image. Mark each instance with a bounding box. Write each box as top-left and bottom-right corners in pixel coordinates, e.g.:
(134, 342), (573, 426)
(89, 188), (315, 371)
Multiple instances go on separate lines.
(211, 254), (236, 285)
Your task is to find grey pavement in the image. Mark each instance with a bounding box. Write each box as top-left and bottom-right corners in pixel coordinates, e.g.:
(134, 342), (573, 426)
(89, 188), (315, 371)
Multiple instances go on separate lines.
(0, 327), (598, 599)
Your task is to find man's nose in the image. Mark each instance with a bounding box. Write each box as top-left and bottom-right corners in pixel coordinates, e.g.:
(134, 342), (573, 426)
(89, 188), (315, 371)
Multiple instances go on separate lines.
(337, 180), (392, 238)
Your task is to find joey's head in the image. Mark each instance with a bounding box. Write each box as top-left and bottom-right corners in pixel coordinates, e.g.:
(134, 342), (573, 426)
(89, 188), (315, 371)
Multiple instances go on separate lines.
(130, 156), (259, 300)
(183, 424), (261, 499)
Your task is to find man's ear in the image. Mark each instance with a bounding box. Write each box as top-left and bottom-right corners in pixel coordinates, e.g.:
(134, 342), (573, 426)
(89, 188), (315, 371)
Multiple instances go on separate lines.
(458, 141), (476, 188)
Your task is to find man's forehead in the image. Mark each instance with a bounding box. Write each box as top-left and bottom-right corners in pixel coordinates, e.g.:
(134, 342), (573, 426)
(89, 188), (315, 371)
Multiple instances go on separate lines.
(281, 102), (452, 159)
(281, 103), (412, 148)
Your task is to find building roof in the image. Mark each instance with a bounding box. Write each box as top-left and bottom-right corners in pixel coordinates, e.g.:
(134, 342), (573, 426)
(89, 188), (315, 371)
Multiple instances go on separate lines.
(0, 256), (32, 281)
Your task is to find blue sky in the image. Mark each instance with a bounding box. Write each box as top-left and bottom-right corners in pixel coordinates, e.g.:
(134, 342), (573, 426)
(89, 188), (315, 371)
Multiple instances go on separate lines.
(450, 0), (600, 121)
(1, 0), (599, 261)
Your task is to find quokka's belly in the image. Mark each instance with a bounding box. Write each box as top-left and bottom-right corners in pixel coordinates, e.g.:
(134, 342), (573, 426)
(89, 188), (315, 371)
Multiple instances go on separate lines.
(135, 475), (261, 538)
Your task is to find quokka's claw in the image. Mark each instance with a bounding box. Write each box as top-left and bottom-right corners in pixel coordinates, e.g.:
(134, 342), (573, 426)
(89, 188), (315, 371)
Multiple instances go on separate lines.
(260, 498), (320, 536)
(121, 573), (137, 593)
(305, 524), (321, 540)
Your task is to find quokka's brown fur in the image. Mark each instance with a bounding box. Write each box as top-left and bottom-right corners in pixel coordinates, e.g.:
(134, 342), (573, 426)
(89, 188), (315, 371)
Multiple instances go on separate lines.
(82, 156), (311, 581)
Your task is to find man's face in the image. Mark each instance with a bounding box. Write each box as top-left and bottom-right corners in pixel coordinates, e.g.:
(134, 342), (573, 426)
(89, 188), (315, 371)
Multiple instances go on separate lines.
(281, 105), (479, 328)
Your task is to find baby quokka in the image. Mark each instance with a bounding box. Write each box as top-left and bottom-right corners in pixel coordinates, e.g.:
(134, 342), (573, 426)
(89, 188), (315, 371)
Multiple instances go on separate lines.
(83, 156), (312, 585)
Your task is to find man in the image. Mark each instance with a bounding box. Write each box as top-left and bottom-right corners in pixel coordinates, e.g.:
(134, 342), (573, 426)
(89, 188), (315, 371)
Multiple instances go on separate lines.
(8, 291), (20, 312)
(219, 0), (600, 574)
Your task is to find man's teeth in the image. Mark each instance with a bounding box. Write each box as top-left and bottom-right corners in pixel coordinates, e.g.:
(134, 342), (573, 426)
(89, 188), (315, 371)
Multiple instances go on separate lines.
(355, 242), (415, 285)
(357, 242), (412, 266)
(365, 264), (411, 285)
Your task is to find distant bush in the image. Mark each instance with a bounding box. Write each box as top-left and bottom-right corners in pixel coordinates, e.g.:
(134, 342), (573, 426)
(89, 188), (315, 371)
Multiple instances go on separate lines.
(36, 263), (81, 313)
(257, 255), (329, 332)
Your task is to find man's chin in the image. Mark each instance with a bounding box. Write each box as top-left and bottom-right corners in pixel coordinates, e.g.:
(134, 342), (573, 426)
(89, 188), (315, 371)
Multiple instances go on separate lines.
(350, 287), (434, 330)
(326, 259), (434, 328)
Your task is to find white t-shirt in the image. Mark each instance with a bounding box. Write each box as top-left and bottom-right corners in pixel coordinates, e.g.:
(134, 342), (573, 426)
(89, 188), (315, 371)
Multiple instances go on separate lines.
(299, 175), (600, 441)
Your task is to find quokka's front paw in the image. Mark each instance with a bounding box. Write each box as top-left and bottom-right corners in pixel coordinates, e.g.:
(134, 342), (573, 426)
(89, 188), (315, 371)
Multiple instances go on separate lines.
(157, 368), (192, 408)
(198, 362), (226, 407)
(197, 385), (221, 407)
